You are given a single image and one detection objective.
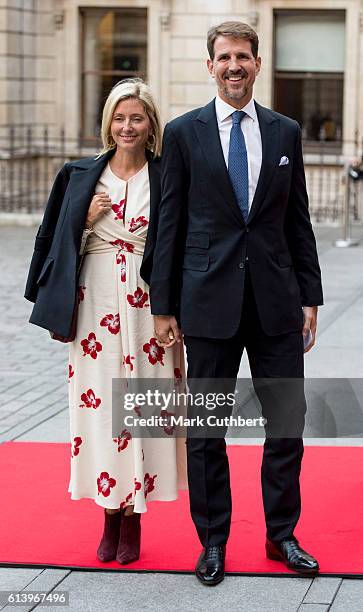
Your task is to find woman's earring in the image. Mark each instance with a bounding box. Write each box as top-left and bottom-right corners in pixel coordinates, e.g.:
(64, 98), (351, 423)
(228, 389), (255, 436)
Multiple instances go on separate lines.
(147, 133), (156, 149)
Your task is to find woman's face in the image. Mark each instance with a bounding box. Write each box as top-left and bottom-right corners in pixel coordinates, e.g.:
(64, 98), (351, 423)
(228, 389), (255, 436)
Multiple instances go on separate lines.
(110, 98), (152, 155)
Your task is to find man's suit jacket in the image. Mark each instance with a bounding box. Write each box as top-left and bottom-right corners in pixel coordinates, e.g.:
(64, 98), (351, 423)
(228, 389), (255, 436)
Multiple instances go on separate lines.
(25, 150), (161, 337)
(148, 99), (323, 338)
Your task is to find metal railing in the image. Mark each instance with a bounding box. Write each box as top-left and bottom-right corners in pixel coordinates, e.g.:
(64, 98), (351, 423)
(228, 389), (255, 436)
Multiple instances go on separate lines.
(303, 142), (362, 224)
(0, 125), (362, 224)
(0, 126), (100, 215)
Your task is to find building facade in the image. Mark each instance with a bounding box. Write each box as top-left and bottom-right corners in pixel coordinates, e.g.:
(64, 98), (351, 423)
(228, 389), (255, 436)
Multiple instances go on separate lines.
(1, 0), (363, 220)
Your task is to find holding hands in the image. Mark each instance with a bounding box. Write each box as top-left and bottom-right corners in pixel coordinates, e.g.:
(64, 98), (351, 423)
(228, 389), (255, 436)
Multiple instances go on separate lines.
(154, 315), (181, 348)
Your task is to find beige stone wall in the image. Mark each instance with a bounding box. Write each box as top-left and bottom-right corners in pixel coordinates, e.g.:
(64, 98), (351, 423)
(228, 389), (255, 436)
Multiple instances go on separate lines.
(0, 0), (362, 159)
(257, 0), (362, 159)
(169, 0), (257, 119)
(167, 0), (362, 158)
(0, 0), (58, 142)
(1, 0), (362, 220)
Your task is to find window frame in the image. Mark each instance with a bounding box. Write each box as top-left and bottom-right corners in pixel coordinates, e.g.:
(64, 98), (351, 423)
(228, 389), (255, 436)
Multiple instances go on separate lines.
(272, 8), (346, 153)
(79, 6), (148, 145)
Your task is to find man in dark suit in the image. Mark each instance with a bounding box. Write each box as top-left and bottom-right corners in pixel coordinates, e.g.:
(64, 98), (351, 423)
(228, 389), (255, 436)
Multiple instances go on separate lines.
(149, 22), (323, 585)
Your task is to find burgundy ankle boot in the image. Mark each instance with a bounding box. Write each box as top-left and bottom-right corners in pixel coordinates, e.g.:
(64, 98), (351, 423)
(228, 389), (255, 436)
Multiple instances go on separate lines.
(116, 509), (141, 564)
(97, 509), (121, 562)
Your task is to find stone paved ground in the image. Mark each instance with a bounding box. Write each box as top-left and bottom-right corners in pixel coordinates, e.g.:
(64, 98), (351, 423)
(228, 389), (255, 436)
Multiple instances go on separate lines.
(0, 224), (362, 611)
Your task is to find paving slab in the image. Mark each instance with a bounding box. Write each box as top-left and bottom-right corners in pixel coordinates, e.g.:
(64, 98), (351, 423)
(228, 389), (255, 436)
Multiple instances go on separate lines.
(298, 605), (330, 612)
(0, 568), (44, 592)
(52, 572), (312, 612)
(0, 568), (44, 609)
(330, 579), (363, 612)
(0, 569), (71, 612)
(0, 402), (67, 443)
(18, 412), (69, 442)
(302, 577), (342, 604)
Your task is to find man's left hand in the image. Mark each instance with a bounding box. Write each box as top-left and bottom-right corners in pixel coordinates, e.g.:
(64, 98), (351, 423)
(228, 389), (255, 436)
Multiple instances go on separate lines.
(302, 306), (318, 353)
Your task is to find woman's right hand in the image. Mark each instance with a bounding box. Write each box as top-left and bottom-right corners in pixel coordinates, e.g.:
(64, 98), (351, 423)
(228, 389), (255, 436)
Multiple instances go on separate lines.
(85, 192), (112, 228)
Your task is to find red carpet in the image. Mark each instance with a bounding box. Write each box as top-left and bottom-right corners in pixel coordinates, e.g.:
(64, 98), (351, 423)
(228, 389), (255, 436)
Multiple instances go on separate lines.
(0, 442), (362, 576)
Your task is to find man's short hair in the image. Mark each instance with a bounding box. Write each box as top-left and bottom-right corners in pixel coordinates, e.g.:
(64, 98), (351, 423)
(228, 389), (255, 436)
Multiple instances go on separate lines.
(207, 21), (259, 60)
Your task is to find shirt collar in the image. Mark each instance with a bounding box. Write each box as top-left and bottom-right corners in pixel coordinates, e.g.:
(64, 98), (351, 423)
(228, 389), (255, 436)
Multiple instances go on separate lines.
(215, 94), (257, 123)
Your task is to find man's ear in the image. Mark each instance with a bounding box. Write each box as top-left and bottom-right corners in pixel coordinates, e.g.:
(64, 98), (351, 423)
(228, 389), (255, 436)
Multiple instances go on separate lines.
(255, 56), (262, 76)
(207, 58), (214, 77)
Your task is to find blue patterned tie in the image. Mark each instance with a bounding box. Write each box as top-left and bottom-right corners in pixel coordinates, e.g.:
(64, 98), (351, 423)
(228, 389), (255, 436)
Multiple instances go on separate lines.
(228, 110), (249, 222)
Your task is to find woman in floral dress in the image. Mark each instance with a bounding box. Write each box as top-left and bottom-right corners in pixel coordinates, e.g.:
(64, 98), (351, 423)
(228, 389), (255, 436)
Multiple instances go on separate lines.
(67, 79), (187, 564)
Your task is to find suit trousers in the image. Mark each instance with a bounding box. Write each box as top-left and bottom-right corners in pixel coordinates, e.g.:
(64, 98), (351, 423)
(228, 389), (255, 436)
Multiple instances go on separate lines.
(183, 265), (306, 547)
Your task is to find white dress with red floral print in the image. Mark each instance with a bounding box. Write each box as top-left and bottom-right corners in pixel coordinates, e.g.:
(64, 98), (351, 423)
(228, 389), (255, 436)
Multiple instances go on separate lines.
(68, 162), (187, 512)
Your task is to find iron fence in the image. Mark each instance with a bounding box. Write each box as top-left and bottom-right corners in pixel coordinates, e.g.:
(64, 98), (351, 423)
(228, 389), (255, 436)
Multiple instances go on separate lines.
(0, 126), (99, 215)
(0, 125), (362, 224)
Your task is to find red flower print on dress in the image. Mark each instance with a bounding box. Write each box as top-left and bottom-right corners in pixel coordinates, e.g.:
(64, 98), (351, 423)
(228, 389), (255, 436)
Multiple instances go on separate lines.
(81, 332), (103, 359)
(111, 238), (134, 253)
(143, 337), (165, 366)
(134, 478), (142, 494)
(97, 471), (117, 497)
(134, 405), (142, 417)
(78, 285), (86, 302)
(174, 368), (182, 386)
(160, 409), (175, 435)
(116, 252), (126, 282)
(100, 313), (120, 335)
(71, 436), (82, 457)
(68, 364), (74, 380)
(113, 429), (132, 452)
(144, 473), (157, 497)
(127, 287), (149, 308)
(129, 216), (148, 232)
(120, 492), (133, 509)
(112, 198), (126, 221)
(79, 388), (101, 410)
(123, 354), (135, 372)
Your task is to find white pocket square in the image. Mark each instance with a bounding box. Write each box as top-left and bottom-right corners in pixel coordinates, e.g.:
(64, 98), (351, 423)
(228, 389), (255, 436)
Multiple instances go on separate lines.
(279, 156), (289, 166)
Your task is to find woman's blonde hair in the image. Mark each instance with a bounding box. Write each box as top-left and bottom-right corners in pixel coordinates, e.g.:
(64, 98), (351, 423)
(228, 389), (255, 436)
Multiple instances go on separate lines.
(98, 78), (162, 158)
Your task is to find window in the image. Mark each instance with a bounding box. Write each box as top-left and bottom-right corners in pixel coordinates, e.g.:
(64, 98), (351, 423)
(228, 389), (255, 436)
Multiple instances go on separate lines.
(80, 7), (147, 143)
(273, 11), (345, 151)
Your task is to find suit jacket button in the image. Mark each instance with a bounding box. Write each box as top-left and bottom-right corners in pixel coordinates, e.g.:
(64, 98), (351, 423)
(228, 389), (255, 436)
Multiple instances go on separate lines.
(239, 262), (245, 270)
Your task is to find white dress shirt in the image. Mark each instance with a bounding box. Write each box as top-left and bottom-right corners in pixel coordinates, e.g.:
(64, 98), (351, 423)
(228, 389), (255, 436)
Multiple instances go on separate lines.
(215, 95), (262, 210)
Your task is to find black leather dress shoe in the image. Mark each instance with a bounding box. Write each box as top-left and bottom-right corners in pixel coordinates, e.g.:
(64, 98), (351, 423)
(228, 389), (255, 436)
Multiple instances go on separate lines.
(266, 536), (319, 575)
(195, 545), (226, 586)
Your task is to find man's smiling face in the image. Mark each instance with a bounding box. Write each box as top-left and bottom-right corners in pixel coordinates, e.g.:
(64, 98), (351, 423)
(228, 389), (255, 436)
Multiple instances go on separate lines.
(207, 36), (261, 108)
